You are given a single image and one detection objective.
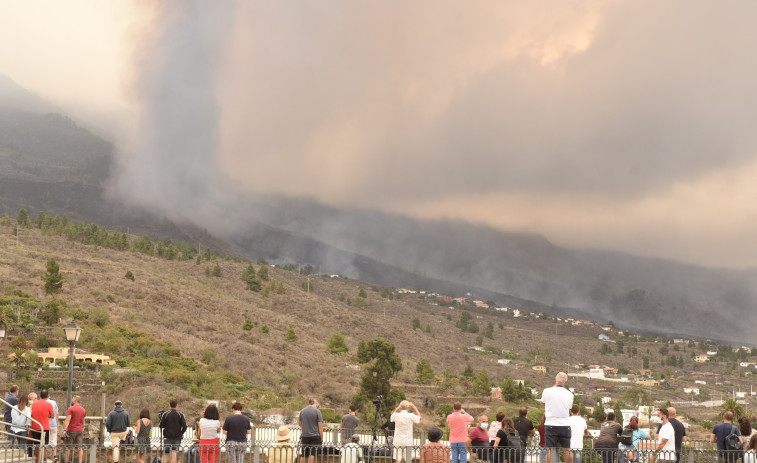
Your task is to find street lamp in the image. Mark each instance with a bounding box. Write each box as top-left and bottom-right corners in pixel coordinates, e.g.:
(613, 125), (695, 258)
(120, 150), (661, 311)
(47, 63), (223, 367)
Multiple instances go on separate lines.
(63, 321), (82, 409)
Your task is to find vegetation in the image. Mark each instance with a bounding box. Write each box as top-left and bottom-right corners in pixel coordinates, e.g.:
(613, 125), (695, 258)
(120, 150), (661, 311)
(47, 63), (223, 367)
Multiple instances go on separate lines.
(41, 258), (63, 295)
(353, 338), (405, 410)
(326, 333), (349, 354)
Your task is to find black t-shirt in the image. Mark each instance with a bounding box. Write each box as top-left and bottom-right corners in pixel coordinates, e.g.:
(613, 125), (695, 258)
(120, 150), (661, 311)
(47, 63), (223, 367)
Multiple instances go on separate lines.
(512, 417), (534, 445)
(223, 414), (251, 442)
(657, 418), (687, 451)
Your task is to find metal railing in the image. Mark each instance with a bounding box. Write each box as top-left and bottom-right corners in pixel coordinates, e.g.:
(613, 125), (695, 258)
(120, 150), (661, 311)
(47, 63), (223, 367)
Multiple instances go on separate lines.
(0, 442), (743, 463)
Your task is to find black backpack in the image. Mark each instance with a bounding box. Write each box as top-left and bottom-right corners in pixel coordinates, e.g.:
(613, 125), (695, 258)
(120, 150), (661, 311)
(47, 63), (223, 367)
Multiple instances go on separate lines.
(505, 430), (524, 450)
(620, 428), (634, 446)
(724, 425), (743, 451)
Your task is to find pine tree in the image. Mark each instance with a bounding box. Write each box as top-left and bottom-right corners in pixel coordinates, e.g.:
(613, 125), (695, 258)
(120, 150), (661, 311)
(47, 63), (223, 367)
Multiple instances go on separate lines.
(41, 258), (63, 295)
(415, 359), (435, 384)
(16, 208), (31, 228)
(243, 317), (254, 331)
(212, 263), (222, 277)
(125, 270), (135, 281)
(258, 264), (270, 281)
(326, 333), (349, 354)
(285, 327), (297, 342)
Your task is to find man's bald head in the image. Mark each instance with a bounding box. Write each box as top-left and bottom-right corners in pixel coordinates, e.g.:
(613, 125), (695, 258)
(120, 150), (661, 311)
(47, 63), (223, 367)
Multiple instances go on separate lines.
(667, 407), (677, 418)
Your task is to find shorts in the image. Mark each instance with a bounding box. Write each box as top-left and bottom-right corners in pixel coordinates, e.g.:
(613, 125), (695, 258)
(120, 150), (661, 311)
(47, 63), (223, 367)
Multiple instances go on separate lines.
(48, 427), (58, 447)
(393, 445), (412, 462)
(30, 430), (51, 446)
(164, 438), (182, 453)
(67, 431), (85, 445)
(301, 435), (322, 458)
(545, 426), (571, 449)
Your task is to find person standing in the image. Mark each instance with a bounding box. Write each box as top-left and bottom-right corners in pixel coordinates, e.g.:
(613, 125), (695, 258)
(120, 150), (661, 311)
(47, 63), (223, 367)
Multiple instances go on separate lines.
(160, 399), (188, 463)
(10, 395), (31, 455)
(391, 400), (421, 463)
(595, 412), (622, 463)
(223, 402), (252, 463)
(63, 395), (87, 463)
(135, 409), (152, 463)
(106, 399), (131, 463)
(710, 411), (742, 463)
(299, 399), (323, 463)
(540, 372), (574, 463)
(513, 407), (536, 463)
(493, 417), (523, 463)
(666, 408), (687, 463)
(198, 404), (221, 463)
(4, 385), (19, 442)
(340, 406), (360, 445)
(489, 412), (504, 448)
(567, 405), (588, 463)
(47, 393), (60, 461)
(619, 416), (647, 463)
(651, 408), (676, 463)
(30, 389), (55, 461)
(447, 402), (474, 463)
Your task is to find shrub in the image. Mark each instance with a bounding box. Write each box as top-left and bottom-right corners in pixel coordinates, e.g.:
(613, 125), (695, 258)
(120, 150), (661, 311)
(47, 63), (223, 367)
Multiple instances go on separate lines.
(285, 327), (297, 342)
(125, 271), (135, 281)
(326, 333), (348, 354)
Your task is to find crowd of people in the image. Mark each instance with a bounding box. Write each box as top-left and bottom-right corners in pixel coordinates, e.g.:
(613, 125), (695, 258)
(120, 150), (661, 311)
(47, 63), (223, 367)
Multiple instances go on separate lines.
(5, 373), (757, 463)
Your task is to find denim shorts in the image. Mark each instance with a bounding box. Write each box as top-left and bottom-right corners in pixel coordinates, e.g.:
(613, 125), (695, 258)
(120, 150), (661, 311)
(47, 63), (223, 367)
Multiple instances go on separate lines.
(164, 438), (182, 453)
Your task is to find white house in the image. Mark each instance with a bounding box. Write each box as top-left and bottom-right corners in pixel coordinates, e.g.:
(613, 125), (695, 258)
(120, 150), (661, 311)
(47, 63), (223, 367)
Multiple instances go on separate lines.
(497, 359), (511, 365)
(598, 334), (610, 341)
(512, 309), (521, 318)
(683, 387), (700, 395)
(707, 351), (718, 356)
(601, 396), (612, 404)
(694, 380), (707, 385)
(736, 392), (746, 398)
(740, 362), (754, 368)
(589, 368), (605, 379)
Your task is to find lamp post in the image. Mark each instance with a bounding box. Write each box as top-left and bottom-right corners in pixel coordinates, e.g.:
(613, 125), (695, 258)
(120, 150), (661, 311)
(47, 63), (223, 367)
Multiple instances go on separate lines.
(63, 321), (82, 409)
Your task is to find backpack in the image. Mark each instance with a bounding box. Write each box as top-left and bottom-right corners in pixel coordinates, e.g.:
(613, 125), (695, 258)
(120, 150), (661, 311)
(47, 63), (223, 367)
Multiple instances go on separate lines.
(505, 430), (524, 450)
(620, 428), (634, 446)
(124, 429), (135, 445)
(724, 425), (743, 451)
(151, 457), (162, 463)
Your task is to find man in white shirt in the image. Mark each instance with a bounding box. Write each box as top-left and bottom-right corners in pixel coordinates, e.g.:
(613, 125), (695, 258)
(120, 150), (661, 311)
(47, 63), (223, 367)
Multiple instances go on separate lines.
(341, 435), (363, 463)
(651, 408), (676, 463)
(540, 372), (574, 463)
(567, 404), (588, 463)
(391, 401), (421, 463)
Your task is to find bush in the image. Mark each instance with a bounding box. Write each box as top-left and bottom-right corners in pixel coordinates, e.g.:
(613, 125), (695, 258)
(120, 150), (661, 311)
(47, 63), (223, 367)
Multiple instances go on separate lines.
(89, 307), (110, 328)
(125, 271), (135, 281)
(320, 407), (337, 423)
(285, 327), (297, 342)
(326, 333), (348, 354)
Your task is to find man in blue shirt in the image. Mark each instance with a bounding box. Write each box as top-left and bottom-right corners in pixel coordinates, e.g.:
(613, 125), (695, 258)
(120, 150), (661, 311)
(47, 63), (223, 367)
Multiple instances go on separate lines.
(710, 412), (742, 463)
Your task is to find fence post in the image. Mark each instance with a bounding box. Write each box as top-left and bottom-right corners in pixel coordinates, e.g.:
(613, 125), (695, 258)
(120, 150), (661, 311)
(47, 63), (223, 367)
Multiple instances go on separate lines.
(333, 427), (339, 446)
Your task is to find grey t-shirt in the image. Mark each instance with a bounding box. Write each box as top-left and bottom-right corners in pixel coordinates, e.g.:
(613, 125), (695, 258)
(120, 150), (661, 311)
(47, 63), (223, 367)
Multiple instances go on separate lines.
(300, 406), (323, 438)
(341, 414), (360, 439)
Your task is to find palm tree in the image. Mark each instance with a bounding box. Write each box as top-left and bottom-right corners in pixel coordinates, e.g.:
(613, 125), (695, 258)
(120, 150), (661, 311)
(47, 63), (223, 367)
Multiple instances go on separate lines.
(720, 398), (745, 420)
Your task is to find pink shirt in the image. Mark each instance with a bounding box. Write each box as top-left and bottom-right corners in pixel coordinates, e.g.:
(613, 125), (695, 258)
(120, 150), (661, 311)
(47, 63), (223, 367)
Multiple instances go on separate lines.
(447, 412), (473, 443)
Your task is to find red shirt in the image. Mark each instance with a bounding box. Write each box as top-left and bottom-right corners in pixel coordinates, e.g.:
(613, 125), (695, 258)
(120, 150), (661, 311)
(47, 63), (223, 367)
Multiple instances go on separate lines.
(469, 426), (490, 443)
(447, 412), (473, 443)
(31, 399), (54, 431)
(66, 404), (86, 432)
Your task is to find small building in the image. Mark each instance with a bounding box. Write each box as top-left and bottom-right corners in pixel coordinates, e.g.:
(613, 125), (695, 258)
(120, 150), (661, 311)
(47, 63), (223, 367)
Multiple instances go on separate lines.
(497, 359), (511, 365)
(589, 368), (605, 379)
(598, 334), (610, 341)
(512, 309), (521, 318)
(695, 355), (710, 363)
(636, 379), (660, 387)
(694, 380), (707, 385)
(532, 365), (547, 374)
(10, 348), (116, 365)
(683, 387), (700, 395)
(491, 387), (503, 400)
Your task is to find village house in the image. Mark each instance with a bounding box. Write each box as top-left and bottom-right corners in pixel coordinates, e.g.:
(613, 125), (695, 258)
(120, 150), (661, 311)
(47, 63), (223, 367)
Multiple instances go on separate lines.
(532, 365), (547, 374)
(512, 309), (521, 317)
(469, 346), (485, 352)
(9, 347), (116, 365)
(683, 387), (700, 395)
(497, 359), (511, 365)
(598, 334), (610, 341)
(694, 380), (707, 385)
(740, 362), (754, 368)
(706, 351), (718, 356)
(491, 387), (503, 400)
(636, 378), (660, 387)
(695, 354), (710, 363)
(589, 367), (605, 379)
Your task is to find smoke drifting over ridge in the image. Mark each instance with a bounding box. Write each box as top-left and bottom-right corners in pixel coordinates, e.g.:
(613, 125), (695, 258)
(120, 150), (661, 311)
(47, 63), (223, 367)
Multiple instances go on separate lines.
(114, 1), (235, 223)
(116, 1), (757, 267)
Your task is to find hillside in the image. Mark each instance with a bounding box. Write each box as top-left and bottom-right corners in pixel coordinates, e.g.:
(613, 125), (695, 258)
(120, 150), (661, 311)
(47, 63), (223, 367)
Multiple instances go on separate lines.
(1, 218), (756, 436)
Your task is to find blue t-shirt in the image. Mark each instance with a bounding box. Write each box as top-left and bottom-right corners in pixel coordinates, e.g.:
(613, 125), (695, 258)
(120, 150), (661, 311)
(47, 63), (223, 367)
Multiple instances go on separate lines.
(299, 406), (323, 438)
(712, 422), (740, 453)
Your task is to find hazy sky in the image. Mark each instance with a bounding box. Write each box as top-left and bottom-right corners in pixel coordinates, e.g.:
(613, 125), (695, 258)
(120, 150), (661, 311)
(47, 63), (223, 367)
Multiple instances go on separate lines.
(3, 1), (757, 267)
